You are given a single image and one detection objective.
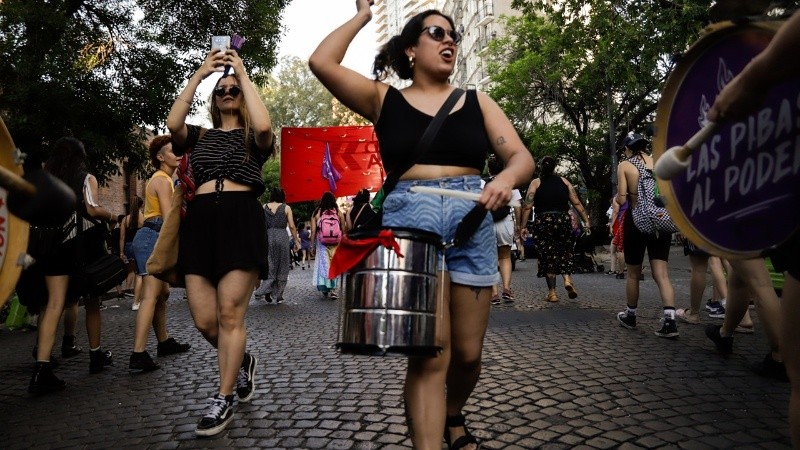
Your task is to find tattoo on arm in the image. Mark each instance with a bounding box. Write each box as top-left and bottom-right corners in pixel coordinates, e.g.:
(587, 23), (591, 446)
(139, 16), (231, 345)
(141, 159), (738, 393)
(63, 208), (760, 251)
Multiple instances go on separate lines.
(495, 136), (507, 147)
(524, 192), (535, 206)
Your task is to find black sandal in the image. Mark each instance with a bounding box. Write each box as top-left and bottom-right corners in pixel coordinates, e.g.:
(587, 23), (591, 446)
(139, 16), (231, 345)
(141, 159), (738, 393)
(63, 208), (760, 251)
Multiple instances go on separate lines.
(444, 414), (479, 449)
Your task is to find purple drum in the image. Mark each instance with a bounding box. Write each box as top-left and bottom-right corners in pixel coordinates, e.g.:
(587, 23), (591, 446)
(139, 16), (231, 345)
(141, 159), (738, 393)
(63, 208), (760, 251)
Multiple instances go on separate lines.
(654, 21), (800, 258)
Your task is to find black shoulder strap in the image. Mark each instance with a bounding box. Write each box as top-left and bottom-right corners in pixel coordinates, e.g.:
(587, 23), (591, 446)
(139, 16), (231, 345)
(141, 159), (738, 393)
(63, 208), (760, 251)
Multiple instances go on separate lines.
(380, 88), (465, 197)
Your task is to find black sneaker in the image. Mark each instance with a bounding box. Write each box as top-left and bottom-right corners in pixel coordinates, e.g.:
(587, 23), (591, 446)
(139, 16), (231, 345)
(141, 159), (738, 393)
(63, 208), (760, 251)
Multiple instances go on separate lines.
(61, 335), (83, 358)
(655, 318), (679, 338)
(129, 351), (160, 373)
(89, 348), (113, 374)
(236, 353), (257, 403)
(31, 346), (60, 369)
(157, 337), (191, 357)
(195, 394), (234, 437)
(752, 353), (789, 382)
(28, 362), (66, 394)
(705, 324), (734, 355)
(617, 311), (636, 329)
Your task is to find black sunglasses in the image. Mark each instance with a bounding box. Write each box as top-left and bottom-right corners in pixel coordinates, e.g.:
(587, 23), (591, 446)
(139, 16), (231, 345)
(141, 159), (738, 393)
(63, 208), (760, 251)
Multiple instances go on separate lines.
(420, 25), (462, 44)
(213, 85), (241, 97)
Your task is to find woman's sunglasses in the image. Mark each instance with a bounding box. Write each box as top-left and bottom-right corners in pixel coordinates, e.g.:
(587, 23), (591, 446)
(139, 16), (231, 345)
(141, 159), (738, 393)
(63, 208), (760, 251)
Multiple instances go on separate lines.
(214, 86), (241, 97)
(420, 25), (462, 44)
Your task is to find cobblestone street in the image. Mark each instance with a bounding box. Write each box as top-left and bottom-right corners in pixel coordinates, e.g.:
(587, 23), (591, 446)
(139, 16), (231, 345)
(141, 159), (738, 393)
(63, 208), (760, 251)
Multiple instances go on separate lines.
(0, 247), (792, 449)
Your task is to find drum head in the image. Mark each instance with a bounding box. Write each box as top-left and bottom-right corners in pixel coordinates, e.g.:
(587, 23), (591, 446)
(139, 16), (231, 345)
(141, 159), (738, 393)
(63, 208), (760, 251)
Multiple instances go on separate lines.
(654, 21), (800, 259)
(0, 118), (29, 308)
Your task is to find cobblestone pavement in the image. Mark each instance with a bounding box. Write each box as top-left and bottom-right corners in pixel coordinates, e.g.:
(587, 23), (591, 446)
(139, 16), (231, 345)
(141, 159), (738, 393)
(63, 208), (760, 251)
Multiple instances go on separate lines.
(0, 246), (791, 449)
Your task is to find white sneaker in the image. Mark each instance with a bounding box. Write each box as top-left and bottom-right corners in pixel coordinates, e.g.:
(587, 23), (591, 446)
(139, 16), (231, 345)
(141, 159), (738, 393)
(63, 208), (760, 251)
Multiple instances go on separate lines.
(132, 302), (140, 311)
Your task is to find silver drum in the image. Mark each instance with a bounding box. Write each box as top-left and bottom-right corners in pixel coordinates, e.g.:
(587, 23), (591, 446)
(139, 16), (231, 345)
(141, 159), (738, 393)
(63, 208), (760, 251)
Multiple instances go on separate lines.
(337, 228), (443, 357)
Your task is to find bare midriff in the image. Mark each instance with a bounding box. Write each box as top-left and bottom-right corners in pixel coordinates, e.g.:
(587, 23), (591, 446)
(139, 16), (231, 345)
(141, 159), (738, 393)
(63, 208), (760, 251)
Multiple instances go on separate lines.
(399, 164), (481, 181)
(195, 179), (252, 194)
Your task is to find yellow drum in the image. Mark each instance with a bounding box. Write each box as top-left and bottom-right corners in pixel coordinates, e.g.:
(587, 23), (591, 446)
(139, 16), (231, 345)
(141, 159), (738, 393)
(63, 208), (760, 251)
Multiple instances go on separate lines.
(0, 118), (29, 309)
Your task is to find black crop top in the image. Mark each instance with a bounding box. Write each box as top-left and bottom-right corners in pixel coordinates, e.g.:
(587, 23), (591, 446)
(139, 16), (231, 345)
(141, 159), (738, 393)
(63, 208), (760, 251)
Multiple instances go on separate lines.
(534, 175), (569, 213)
(374, 87), (491, 172)
(175, 124), (271, 196)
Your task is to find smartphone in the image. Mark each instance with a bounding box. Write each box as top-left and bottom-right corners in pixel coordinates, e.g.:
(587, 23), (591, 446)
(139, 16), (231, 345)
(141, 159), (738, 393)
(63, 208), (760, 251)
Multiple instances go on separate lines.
(211, 35), (230, 52)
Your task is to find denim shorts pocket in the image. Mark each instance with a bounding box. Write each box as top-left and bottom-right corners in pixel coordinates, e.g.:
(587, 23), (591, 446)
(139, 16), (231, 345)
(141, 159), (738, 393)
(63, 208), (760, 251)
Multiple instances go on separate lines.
(382, 192), (410, 214)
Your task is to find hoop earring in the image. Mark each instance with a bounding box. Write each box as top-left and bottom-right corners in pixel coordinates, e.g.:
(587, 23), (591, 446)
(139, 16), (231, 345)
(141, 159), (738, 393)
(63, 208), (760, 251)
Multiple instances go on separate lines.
(408, 56), (415, 69)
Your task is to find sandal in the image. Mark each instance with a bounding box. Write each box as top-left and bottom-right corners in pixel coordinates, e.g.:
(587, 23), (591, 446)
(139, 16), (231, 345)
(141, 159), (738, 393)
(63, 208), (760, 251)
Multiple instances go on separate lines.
(564, 281), (578, 299)
(676, 308), (701, 325)
(734, 324), (754, 334)
(444, 414), (479, 450)
(545, 292), (559, 302)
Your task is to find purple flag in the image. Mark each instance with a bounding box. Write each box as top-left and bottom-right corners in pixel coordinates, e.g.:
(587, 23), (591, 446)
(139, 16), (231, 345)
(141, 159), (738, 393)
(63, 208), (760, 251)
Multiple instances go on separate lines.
(321, 142), (342, 193)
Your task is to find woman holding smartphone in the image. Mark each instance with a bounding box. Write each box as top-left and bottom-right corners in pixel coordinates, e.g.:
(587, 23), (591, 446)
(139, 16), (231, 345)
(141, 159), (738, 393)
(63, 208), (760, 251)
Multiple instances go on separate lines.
(166, 43), (274, 437)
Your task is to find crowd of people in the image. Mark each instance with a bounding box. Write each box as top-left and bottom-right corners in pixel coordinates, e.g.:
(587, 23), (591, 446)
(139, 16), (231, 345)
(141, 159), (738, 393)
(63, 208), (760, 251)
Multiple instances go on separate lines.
(6, 2), (799, 448)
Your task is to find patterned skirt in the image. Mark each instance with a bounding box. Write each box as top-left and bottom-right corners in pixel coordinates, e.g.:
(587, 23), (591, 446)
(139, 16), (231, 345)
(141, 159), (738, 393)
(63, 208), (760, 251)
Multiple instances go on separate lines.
(532, 212), (574, 277)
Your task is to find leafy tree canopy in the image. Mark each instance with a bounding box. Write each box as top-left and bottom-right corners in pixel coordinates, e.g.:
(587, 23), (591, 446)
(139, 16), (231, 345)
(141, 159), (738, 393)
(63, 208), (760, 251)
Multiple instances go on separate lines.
(0, 0), (289, 182)
(488, 0), (709, 212)
(258, 56), (367, 223)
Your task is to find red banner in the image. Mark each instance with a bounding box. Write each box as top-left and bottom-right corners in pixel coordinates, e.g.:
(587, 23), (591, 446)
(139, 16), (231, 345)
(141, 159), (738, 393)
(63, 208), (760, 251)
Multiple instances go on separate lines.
(280, 126), (385, 203)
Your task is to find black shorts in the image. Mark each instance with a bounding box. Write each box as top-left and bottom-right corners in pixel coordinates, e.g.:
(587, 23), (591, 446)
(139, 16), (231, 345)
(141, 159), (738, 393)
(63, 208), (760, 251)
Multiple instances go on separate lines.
(623, 210), (672, 266)
(768, 232), (799, 280)
(178, 191), (268, 284)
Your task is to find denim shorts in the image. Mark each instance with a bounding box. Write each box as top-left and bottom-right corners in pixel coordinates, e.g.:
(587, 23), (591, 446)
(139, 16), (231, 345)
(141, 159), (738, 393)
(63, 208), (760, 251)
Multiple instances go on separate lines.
(382, 175), (499, 287)
(131, 218), (163, 275)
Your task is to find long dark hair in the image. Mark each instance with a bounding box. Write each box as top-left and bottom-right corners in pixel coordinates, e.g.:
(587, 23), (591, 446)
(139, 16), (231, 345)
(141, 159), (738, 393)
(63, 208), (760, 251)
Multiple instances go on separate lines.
(319, 191), (338, 212)
(372, 10), (456, 81)
(44, 137), (87, 184)
(126, 196), (143, 235)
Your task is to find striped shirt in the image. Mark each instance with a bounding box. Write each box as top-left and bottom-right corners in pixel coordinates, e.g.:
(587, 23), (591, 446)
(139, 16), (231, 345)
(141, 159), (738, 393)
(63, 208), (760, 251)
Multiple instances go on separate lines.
(178, 124), (270, 196)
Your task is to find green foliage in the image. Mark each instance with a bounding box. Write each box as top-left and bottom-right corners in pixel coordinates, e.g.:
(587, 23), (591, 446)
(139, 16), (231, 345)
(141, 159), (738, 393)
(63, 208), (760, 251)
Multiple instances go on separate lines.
(489, 0), (708, 213)
(0, 0), (288, 182)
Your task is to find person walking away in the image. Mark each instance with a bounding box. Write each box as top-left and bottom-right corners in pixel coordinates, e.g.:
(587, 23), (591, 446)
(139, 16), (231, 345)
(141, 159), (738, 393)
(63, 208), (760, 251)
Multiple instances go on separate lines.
(310, 191), (344, 299)
(309, 4), (535, 448)
(298, 223), (311, 269)
(120, 195), (144, 310)
(614, 133), (678, 338)
(254, 188), (299, 304)
(128, 135), (191, 374)
(483, 155), (522, 305)
(29, 137), (118, 393)
(521, 156), (590, 303)
(166, 44), (274, 436)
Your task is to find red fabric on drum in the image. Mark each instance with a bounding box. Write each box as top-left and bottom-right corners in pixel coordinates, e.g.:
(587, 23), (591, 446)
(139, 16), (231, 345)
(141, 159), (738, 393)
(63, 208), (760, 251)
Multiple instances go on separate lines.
(329, 230), (404, 279)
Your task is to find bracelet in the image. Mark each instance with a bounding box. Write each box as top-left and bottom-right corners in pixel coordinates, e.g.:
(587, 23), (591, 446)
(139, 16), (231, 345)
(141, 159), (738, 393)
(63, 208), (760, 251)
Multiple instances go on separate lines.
(176, 96), (192, 105)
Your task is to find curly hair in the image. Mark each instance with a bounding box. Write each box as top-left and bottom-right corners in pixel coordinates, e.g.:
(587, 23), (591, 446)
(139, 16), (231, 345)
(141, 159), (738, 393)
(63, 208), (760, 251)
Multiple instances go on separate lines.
(44, 137), (87, 183)
(148, 135), (172, 170)
(539, 156), (557, 177)
(372, 10), (456, 81)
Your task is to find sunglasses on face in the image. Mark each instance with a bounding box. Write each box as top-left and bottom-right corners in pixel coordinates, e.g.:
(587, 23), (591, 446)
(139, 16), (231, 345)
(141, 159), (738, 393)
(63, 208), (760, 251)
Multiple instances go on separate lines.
(214, 85), (241, 97)
(420, 25), (462, 44)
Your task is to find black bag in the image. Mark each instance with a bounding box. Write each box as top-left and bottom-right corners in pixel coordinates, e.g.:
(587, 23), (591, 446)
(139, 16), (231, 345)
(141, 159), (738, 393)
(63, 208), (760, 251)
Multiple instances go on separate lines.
(490, 206), (511, 222)
(74, 253), (127, 297)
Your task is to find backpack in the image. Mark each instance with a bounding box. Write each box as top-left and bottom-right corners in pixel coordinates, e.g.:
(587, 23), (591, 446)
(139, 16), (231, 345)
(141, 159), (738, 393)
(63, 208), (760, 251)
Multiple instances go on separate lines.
(629, 156), (678, 236)
(318, 209), (342, 245)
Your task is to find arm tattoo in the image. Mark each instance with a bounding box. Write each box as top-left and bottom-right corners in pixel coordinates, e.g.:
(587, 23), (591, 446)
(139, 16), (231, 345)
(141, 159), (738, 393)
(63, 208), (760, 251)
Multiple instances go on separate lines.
(524, 192), (535, 206)
(495, 136), (507, 146)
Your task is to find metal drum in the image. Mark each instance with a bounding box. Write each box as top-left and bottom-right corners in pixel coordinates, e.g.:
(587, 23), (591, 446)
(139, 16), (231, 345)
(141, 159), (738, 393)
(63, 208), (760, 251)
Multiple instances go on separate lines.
(337, 227), (443, 357)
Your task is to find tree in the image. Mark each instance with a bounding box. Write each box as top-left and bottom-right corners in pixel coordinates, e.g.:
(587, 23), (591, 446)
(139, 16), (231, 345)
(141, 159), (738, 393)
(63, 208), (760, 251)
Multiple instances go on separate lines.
(488, 0), (709, 215)
(258, 56), (367, 223)
(0, 0), (288, 181)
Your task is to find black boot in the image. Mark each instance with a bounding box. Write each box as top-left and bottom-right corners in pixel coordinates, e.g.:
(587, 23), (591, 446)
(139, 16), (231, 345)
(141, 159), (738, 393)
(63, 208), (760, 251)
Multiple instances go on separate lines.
(28, 361), (66, 394)
(89, 348), (113, 374)
(156, 337), (191, 357)
(61, 335), (83, 358)
(31, 345), (60, 369)
(129, 351), (160, 373)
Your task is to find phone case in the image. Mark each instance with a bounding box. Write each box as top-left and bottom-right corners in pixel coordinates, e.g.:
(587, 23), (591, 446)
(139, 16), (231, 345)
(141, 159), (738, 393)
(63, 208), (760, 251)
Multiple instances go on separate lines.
(211, 36), (230, 51)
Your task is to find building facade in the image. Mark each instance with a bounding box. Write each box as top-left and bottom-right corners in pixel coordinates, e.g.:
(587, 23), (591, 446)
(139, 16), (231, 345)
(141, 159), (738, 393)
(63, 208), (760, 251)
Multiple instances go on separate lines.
(373, 0), (516, 91)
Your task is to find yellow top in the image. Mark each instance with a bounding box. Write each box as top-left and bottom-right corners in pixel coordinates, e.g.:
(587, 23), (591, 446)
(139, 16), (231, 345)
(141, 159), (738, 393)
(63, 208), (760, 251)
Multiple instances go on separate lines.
(143, 170), (173, 220)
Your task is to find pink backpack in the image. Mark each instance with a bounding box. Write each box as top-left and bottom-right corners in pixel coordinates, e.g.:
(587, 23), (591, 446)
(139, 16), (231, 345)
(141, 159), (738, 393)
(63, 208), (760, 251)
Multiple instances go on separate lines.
(318, 209), (342, 245)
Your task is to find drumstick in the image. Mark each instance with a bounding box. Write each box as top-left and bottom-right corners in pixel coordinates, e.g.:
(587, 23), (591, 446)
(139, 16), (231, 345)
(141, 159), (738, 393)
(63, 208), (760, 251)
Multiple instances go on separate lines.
(409, 186), (522, 207)
(654, 121), (719, 180)
(0, 164), (36, 197)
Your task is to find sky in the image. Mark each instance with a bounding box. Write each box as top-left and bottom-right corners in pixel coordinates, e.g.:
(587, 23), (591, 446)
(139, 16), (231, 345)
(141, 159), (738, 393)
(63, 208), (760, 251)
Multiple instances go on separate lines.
(191, 0), (377, 125)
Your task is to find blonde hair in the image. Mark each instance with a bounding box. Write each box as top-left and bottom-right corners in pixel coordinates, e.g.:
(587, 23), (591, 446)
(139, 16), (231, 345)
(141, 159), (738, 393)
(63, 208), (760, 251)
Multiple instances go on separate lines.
(209, 75), (252, 160)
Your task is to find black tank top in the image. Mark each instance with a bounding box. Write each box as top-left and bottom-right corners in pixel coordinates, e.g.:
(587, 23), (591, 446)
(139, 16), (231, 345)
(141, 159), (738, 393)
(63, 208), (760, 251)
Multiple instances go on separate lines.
(534, 175), (569, 213)
(374, 87), (490, 172)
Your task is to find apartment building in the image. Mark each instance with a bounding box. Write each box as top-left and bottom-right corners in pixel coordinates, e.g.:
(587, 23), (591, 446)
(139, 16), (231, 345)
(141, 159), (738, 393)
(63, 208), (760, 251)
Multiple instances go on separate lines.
(373, 0), (516, 91)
